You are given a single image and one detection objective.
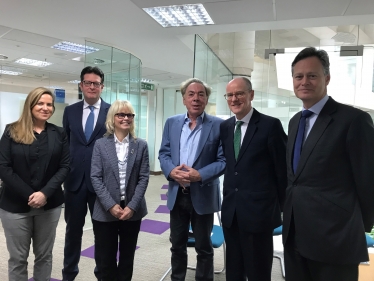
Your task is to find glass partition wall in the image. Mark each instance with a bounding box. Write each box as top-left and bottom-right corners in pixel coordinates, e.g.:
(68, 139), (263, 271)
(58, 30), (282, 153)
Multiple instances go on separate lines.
(198, 24), (374, 130)
(84, 41), (144, 137)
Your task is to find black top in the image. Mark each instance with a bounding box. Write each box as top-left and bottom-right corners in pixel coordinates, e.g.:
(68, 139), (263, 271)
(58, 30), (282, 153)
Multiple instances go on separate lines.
(30, 130), (49, 190)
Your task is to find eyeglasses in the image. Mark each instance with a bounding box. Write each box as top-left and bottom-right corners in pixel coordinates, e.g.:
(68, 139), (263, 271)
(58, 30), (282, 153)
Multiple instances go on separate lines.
(224, 91), (249, 100)
(82, 80), (102, 88)
(115, 113), (135, 119)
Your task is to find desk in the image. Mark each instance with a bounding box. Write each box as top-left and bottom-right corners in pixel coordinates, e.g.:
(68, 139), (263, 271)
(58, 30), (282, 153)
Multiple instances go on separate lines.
(359, 253), (374, 281)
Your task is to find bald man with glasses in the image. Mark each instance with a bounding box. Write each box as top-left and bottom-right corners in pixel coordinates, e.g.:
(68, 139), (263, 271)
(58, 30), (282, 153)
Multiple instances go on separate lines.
(220, 77), (287, 281)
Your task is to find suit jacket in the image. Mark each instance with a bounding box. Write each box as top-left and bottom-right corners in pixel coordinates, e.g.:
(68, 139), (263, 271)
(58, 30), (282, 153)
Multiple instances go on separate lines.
(220, 109), (287, 233)
(63, 99), (110, 192)
(159, 113), (225, 215)
(91, 134), (149, 222)
(0, 122), (70, 213)
(283, 97), (374, 264)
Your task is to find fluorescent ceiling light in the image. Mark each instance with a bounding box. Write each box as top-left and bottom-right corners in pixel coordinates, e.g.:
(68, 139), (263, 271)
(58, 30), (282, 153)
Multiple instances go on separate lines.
(68, 80), (81, 84)
(15, 58), (52, 67)
(52, 41), (99, 55)
(0, 69), (22, 75)
(44, 85), (63, 89)
(141, 78), (154, 83)
(143, 4), (214, 27)
(72, 56), (83, 61)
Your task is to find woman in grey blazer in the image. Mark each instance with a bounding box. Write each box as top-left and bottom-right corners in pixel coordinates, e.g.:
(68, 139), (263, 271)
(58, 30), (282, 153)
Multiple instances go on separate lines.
(91, 100), (150, 281)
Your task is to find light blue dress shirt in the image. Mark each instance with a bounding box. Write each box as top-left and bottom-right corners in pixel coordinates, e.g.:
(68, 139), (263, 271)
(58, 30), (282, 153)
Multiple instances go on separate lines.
(179, 112), (204, 172)
(303, 94), (329, 142)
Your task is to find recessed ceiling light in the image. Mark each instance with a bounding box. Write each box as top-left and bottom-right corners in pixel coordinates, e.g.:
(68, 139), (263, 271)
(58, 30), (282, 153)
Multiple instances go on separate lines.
(0, 70), (22, 75)
(52, 41), (99, 54)
(68, 80), (81, 84)
(141, 78), (154, 83)
(0, 54), (8, 60)
(143, 4), (214, 27)
(44, 85), (63, 89)
(15, 58), (52, 67)
(72, 56), (83, 61)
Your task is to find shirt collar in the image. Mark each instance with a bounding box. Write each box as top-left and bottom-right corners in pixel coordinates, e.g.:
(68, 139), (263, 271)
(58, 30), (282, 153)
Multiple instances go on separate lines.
(84, 98), (101, 109)
(184, 111), (205, 123)
(114, 133), (129, 144)
(235, 107), (254, 124)
(303, 95), (329, 115)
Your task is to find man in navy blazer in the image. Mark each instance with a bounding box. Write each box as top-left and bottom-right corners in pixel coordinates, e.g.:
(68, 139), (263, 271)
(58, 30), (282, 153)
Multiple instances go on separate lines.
(62, 66), (110, 281)
(220, 77), (287, 281)
(283, 47), (374, 281)
(159, 78), (225, 281)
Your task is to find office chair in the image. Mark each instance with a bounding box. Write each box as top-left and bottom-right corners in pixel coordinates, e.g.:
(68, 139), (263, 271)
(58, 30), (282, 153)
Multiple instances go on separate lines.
(160, 212), (225, 281)
(273, 225), (285, 278)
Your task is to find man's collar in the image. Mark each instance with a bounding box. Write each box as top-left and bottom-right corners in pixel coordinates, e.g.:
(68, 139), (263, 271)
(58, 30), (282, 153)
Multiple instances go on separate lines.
(84, 98), (101, 109)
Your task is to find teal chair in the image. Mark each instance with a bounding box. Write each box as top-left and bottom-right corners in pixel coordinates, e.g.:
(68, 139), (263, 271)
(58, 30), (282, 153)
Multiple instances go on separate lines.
(160, 212), (225, 280)
(366, 233), (374, 247)
(273, 225), (285, 278)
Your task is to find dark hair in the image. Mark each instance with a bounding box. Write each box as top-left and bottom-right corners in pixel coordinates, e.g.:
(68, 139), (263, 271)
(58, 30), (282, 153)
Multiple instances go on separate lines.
(180, 78), (211, 98)
(291, 47), (330, 76)
(80, 66), (105, 83)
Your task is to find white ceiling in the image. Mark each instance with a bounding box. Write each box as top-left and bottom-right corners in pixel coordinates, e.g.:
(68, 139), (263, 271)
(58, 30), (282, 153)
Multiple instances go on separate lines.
(0, 0), (374, 93)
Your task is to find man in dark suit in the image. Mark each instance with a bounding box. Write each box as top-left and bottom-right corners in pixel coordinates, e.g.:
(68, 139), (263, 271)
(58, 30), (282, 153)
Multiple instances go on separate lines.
(220, 77), (287, 281)
(283, 47), (374, 281)
(159, 78), (225, 281)
(62, 66), (110, 281)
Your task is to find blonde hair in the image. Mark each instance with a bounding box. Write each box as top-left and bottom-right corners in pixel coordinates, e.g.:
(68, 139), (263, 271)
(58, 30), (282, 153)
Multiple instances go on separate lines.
(8, 87), (55, 144)
(105, 100), (136, 138)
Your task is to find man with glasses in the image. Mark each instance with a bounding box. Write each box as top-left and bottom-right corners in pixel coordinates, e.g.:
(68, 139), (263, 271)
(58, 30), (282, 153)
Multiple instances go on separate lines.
(220, 77), (287, 281)
(159, 78), (225, 281)
(62, 66), (110, 281)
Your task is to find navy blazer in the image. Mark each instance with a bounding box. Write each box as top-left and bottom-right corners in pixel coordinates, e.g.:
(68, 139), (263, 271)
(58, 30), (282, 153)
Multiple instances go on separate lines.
(159, 113), (226, 215)
(220, 109), (287, 233)
(91, 134), (149, 222)
(283, 97), (374, 264)
(0, 123), (69, 213)
(62, 99), (110, 192)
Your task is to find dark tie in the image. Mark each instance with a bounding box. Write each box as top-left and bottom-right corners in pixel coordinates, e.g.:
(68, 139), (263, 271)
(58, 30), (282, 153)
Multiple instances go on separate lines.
(234, 121), (243, 161)
(292, 110), (313, 173)
(85, 106), (95, 141)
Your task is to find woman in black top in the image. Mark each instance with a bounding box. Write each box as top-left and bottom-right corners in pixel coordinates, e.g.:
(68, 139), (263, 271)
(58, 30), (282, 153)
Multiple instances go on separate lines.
(0, 87), (69, 281)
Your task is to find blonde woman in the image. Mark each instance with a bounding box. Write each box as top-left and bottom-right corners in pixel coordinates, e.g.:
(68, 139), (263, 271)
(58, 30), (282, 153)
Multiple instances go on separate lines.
(91, 100), (150, 281)
(0, 87), (69, 280)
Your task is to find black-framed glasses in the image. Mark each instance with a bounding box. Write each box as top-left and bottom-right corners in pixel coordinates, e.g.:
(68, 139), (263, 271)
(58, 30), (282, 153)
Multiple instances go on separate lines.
(82, 80), (102, 88)
(115, 113), (135, 119)
(224, 91), (248, 100)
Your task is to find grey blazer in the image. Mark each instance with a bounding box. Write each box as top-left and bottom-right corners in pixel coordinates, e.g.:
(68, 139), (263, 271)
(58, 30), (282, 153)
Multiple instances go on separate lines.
(91, 134), (150, 222)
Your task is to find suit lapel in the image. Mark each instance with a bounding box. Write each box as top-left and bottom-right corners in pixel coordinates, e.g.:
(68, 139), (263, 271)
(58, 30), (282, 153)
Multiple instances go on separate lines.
(288, 112), (301, 174)
(225, 117), (236, 163)
(74, 101), (86, 143)
(193, 114), (213, 165)
(105, 135), (120, 185)
(294, 97), (336, 177)
(125, 135), (137, 187)
(236, 109), (259, 164)
(172, 115), (185, 165)
(88, 99), (109, 143)
(45, 123), (55, 173)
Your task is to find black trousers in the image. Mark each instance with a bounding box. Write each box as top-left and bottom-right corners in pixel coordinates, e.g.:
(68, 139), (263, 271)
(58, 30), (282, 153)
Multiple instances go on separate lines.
(223, 213), (273, 281)
(169, 188), (214, 281)
(92, 218), (141, 281)
(63, 181), (100, 280)
(284, 217), (358, 281)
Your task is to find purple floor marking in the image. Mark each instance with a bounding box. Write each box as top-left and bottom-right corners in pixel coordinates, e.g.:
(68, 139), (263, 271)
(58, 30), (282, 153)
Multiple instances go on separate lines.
(29, 277), (61, 281)
(155, 205), (170, 214)
(161, 184), (168, 189)
(140, 219), (170, 234)
(160, 194), (167, 200)
(81, 244), (139, 260)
